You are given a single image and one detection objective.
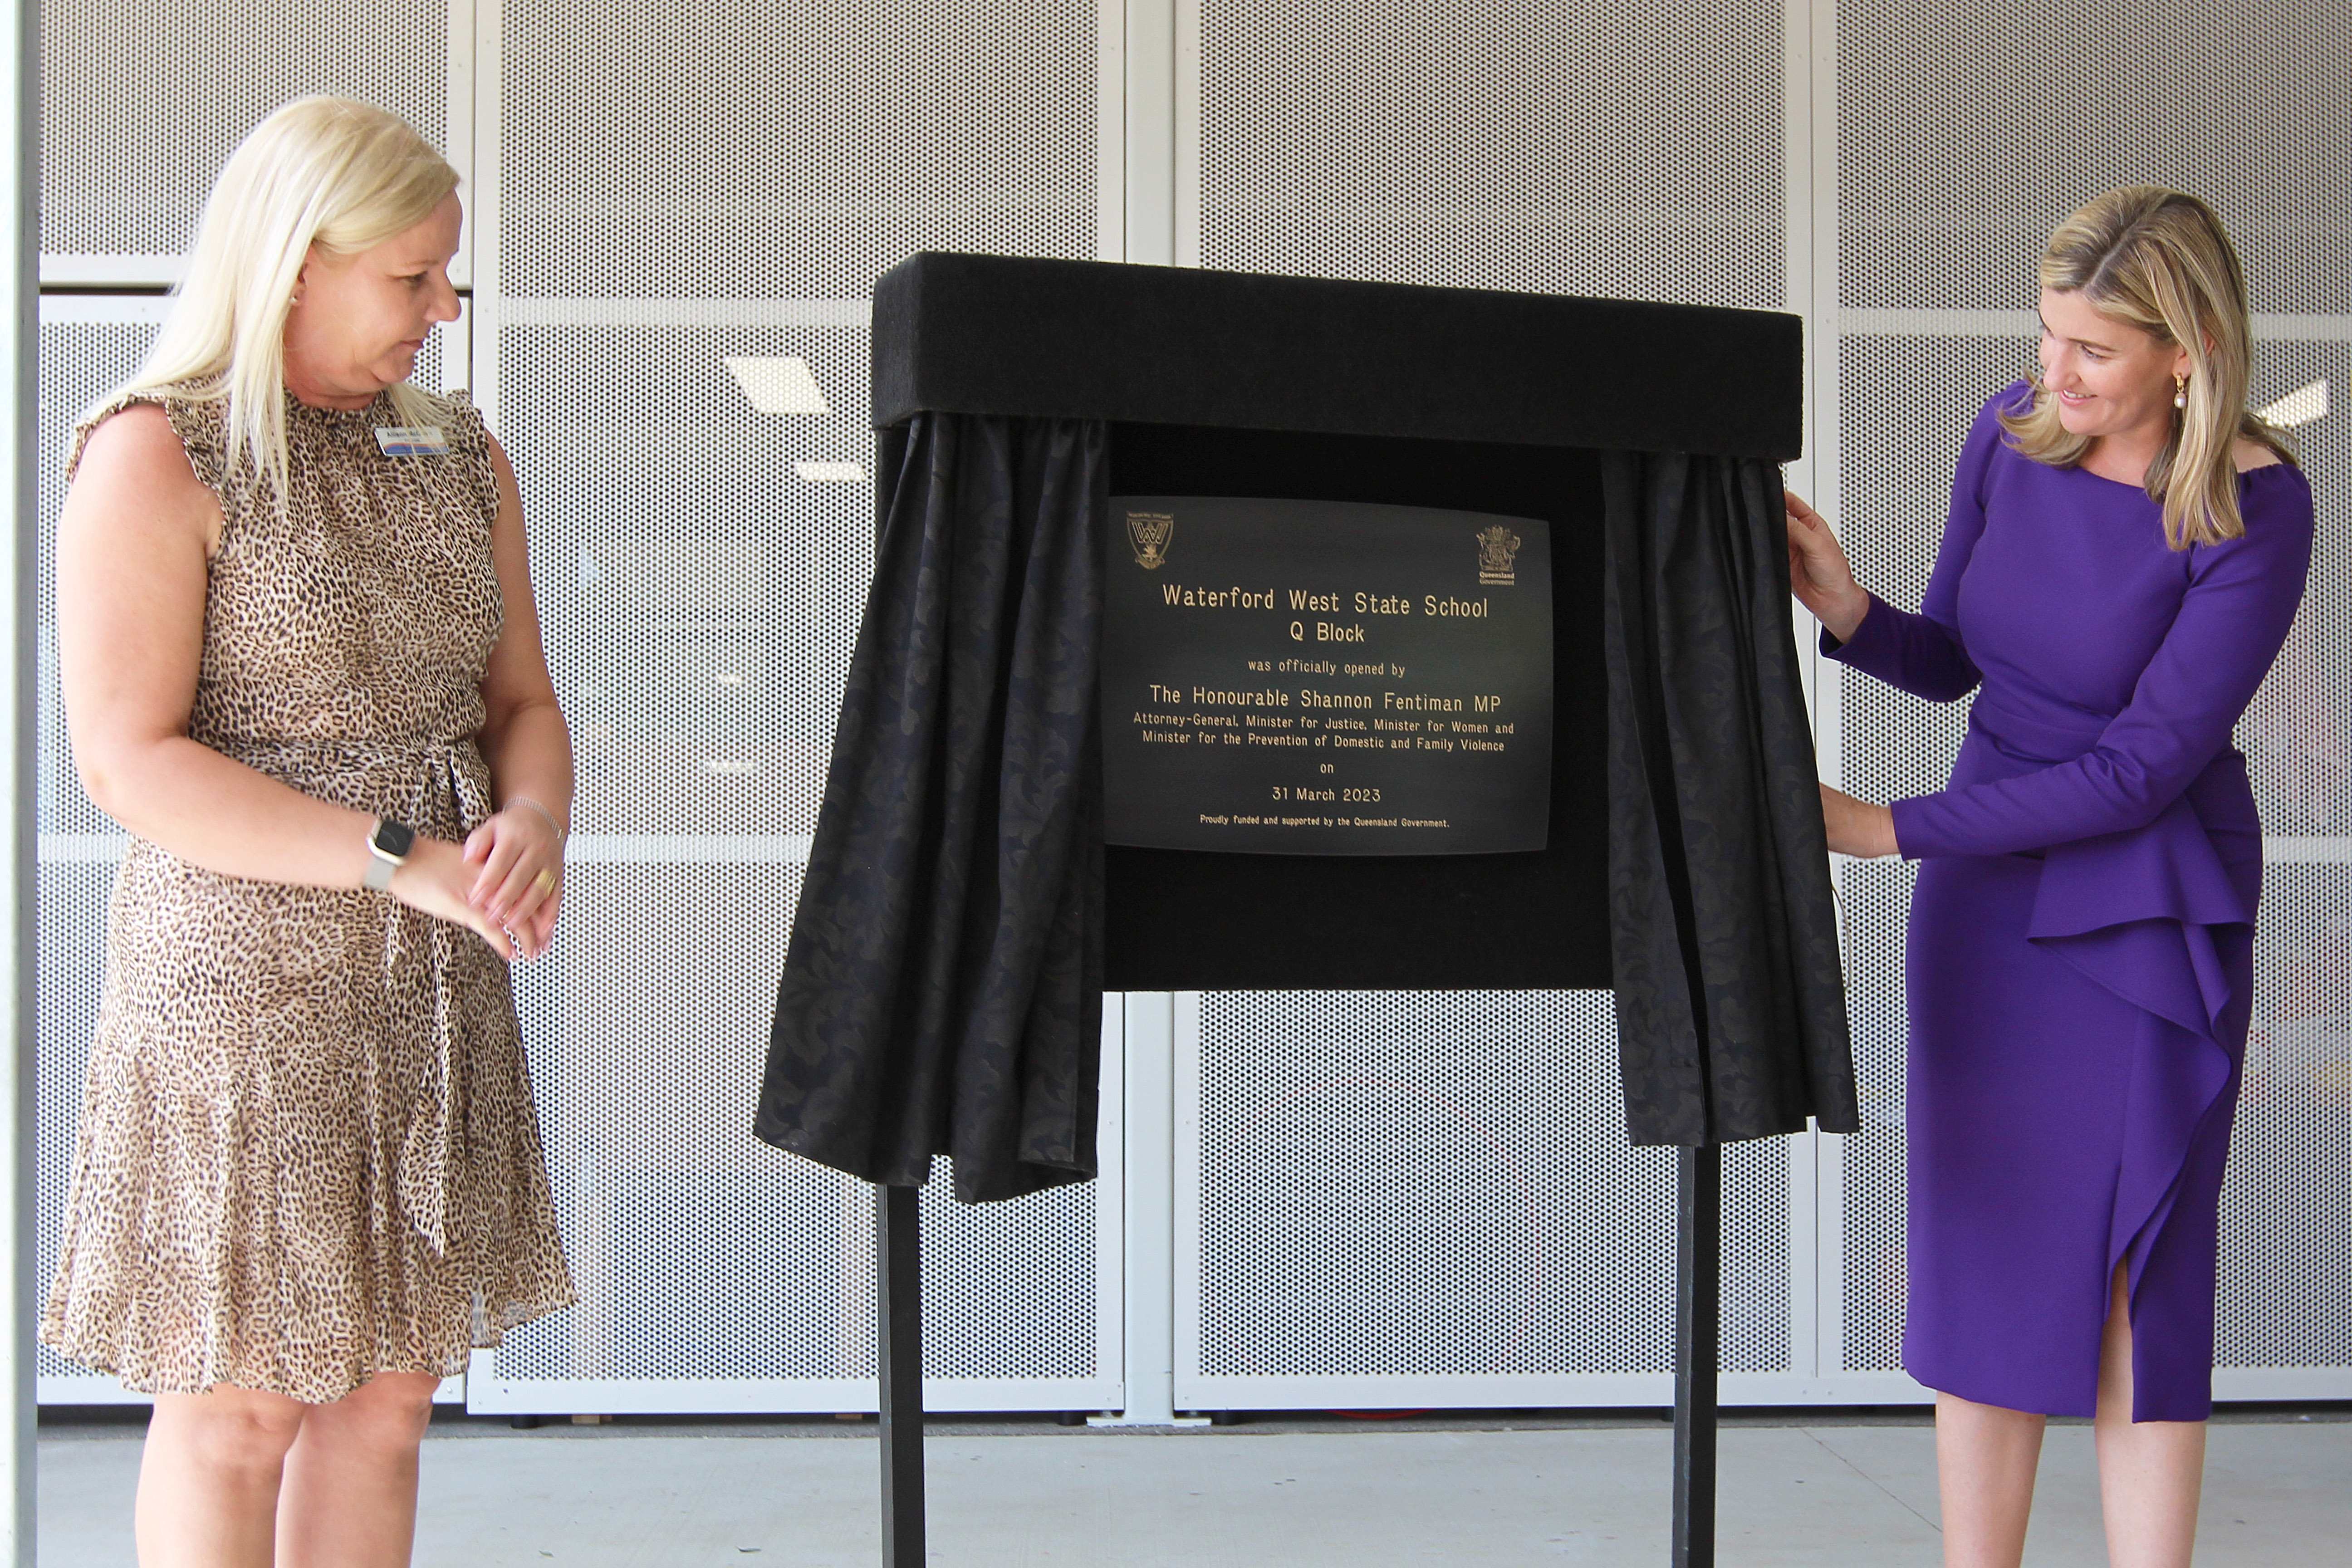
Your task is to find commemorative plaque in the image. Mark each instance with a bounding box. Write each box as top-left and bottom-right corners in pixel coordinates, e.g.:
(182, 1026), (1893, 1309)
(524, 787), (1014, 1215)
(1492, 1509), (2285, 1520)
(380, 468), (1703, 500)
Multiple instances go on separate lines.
(1103, 496), (1552, 854)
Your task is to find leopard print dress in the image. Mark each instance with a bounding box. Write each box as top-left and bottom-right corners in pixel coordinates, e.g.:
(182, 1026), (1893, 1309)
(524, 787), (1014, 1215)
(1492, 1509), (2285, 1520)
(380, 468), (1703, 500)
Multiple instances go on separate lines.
(39, 384), (575, 1405)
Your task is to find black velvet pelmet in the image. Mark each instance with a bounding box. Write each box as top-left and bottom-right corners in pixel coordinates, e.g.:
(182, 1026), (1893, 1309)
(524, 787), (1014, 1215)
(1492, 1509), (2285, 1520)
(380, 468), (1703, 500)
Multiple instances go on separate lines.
(756, 413), (1106, 1201)
(873, 253), (1803, 462)
(1601, 451), (1858, 1144)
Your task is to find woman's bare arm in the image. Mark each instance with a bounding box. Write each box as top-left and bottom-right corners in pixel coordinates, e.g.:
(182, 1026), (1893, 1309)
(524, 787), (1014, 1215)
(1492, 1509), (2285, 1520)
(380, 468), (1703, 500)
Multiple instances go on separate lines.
(461, 434), (573, 953)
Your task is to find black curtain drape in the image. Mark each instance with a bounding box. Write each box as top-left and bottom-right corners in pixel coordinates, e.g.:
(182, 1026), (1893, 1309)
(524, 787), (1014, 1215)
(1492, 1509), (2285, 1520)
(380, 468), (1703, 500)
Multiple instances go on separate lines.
(757, 412), (1107, 1202)
(1601, 451), (1858, 1145)
(763, 422), (1854, 1200)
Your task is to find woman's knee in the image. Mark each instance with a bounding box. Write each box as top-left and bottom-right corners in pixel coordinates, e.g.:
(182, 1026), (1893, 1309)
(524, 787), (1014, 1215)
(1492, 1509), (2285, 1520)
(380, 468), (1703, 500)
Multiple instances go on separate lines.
(321, 1372), (439, 1450)
(153, 1386), (308, 1474)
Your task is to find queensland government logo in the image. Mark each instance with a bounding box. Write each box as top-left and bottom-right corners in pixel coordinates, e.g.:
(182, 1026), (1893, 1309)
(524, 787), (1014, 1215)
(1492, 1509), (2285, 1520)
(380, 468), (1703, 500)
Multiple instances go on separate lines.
(1127, 510), (1175, 569)
(1475, 524), (1521, 585)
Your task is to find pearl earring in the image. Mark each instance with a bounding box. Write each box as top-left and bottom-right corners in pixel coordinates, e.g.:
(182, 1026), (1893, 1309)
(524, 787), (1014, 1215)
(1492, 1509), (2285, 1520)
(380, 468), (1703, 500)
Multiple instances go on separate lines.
(2173, 373), (2187, 410)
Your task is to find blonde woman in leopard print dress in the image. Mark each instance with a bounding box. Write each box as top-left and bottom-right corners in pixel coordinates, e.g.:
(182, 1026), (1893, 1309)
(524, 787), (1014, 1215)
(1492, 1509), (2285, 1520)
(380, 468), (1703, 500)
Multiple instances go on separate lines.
(42, 98), (573, 1567)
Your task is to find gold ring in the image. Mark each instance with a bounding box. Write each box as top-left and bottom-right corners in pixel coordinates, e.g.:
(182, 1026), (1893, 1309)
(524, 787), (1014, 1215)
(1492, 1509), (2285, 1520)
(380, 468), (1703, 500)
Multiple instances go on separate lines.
(534, 869), (558, 896)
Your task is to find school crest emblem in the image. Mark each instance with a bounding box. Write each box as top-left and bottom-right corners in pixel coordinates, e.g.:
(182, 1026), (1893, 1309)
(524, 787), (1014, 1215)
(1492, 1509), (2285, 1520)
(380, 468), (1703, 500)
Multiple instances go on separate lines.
(1127, 510), (1175, 569)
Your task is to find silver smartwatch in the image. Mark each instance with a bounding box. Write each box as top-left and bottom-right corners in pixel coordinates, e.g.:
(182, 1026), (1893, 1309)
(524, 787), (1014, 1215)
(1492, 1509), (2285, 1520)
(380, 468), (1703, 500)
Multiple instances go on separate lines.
(363, 817), (416, 892)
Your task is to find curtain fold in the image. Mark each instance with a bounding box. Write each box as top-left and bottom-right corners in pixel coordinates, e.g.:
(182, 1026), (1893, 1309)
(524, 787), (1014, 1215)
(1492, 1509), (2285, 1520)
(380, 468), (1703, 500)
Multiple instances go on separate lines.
(757, 412), (1107, 1202)
(1602, 451), (1857, 1145)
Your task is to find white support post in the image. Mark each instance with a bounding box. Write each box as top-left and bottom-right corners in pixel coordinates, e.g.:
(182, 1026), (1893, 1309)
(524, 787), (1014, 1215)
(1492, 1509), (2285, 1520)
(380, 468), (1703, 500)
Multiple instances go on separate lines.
(1171, 0), (1200, 268)
(443, 0), (477, 292)
(2, 0), (38, 1553)
(1784, 0), (1824, 1389)
(1806, 0), (1851, 1386)
(1093, 992), (1178, 1425)
(1123, 1), (1175, 266)
(1092, 11), (1183, 1425)
(469, 0), (504, 426)
(1097, 0), (1127, 261)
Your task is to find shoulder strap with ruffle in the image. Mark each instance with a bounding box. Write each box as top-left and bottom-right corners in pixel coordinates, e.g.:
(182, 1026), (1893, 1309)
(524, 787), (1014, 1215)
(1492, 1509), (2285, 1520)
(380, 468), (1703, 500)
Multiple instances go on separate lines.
(67, 387), (239, 507)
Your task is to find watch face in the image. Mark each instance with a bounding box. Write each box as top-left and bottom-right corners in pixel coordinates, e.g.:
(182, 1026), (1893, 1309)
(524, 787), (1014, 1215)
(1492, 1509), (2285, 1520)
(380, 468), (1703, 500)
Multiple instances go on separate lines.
(372, 818), (416, 858)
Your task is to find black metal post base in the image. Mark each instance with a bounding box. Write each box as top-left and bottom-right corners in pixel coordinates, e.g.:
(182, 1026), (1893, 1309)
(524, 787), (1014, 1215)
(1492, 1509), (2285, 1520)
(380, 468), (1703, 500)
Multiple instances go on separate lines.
(877, 1183), (925, 1568)
(1672, 1143), (1722, 1567)
(871, 1153), (1719, 1568)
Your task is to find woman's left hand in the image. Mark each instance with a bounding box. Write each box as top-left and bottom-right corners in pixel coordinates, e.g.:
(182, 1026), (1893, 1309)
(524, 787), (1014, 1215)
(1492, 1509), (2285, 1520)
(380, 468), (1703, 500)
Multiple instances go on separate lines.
(464, 799), (565, 959)
(1821, 783), (1901, 858)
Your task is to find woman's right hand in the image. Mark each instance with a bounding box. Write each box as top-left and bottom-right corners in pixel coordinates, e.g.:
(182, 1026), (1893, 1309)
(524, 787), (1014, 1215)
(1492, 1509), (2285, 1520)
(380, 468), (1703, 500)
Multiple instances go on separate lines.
(1785, 490), (1870, 643)
(388, 836), (518, 960)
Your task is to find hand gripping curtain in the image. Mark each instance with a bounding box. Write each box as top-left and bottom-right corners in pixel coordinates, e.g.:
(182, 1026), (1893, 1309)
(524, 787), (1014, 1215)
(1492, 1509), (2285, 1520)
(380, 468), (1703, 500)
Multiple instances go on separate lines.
(1602, 451), (1858, 1145)
(758, 413), (1107, 1202)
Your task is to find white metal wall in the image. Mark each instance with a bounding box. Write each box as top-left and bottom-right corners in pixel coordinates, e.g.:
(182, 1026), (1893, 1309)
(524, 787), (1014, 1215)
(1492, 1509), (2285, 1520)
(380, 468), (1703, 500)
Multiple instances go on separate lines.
(30, 0), (2349, 1414)
(471, 0), (1125, 1417)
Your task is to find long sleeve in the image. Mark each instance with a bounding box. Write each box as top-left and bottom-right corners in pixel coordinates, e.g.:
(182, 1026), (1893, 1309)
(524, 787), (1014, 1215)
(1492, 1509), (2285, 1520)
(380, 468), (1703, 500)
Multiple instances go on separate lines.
(1821, 589), (1980, 702)
(1818, 386), (2020, 703)
(1893, 469), (2314, 858)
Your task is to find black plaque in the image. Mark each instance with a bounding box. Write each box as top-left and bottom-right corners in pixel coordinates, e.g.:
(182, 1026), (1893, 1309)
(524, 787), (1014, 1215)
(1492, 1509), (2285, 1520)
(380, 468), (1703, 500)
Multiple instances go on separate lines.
(1103, 496), (1552, 854)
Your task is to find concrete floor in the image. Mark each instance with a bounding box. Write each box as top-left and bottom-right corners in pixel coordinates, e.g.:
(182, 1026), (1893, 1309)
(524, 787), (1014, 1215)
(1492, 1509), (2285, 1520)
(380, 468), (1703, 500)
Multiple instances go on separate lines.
(36, 1409), (2352, 1566)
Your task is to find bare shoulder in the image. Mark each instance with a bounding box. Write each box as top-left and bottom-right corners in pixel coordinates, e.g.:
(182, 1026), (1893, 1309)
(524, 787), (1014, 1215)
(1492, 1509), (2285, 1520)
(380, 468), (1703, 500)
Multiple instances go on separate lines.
(64, 402), (220, 549)
(2234, 438), (2286, 473)
(73, 402), (207, 500)
(481, 430), (524, 514)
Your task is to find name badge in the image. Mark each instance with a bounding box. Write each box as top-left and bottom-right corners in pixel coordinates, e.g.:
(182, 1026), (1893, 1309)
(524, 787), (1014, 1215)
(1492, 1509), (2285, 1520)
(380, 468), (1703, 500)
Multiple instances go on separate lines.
(374, 426), (448, 458)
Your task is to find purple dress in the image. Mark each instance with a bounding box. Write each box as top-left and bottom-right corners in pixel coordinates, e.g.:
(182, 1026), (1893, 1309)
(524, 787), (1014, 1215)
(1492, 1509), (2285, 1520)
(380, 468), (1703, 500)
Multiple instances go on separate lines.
(1827, 383), (2314, 1421)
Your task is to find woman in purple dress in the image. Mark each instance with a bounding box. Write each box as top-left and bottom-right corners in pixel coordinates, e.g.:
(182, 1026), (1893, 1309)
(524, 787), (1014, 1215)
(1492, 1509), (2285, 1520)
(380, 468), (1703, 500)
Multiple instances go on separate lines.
(1788, 188), (2313, 1568)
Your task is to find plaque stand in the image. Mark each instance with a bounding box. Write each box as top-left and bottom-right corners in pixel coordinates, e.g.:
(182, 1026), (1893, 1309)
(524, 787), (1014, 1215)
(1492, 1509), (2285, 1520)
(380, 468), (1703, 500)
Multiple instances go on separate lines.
(792, 252), (1842, 1568)
(868, 1153), (1725, 1566)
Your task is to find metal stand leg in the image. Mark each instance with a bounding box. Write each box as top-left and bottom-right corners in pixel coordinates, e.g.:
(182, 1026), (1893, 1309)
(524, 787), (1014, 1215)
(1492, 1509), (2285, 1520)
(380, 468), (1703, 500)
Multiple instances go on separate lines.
(877, 1184), (926, 1567)
(1672, 1142), (1721, 1568)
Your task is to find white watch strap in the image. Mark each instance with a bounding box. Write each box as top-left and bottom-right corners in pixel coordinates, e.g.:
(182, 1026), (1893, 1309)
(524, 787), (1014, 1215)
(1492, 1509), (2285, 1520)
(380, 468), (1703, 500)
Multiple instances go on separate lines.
(363, 832), (403, 892)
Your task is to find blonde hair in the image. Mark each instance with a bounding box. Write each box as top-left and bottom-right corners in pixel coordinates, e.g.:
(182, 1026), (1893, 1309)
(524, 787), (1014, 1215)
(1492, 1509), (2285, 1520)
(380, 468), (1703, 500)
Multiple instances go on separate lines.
(2001, 186), (2294, 550)
(107, 97), (457, 509)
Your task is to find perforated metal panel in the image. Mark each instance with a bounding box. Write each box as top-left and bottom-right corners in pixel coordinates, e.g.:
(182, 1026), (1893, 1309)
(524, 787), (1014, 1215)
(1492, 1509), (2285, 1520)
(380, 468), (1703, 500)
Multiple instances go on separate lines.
(481, 0), (1120, 1407)
(40, 0), (453, 274)
(2242, 341), (2352, 833)
(497, 323), (872, 836)
(486, 860), (1107, 1399)
(2225, 331), (2351, 1365)
(1819, 340), (2002, 1373)
(475, 306), (1122, 1406)
(1196, 2), (1786, 309)
(1838, 2), (2352, 314)
(480, 0), (1120, 1413)
(1832, 856), (1915, 1373)
(1180, 991), (1791, 1401)
(2233, 861), (2352, 1369)
(495, 0), (1100, 300)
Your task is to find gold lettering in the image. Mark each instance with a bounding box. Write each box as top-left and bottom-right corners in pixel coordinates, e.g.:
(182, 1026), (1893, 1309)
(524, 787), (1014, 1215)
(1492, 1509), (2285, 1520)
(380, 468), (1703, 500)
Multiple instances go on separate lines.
(1421, 594), (1490, 618)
